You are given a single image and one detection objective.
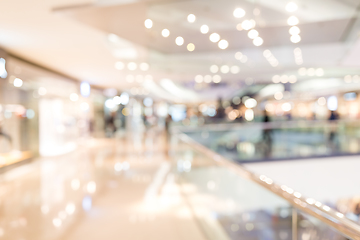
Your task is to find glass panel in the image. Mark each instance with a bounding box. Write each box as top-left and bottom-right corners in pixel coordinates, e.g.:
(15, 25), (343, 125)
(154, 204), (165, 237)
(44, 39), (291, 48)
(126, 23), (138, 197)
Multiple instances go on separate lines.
(171, 137), (350, 240)
(180, 121), (360, 162)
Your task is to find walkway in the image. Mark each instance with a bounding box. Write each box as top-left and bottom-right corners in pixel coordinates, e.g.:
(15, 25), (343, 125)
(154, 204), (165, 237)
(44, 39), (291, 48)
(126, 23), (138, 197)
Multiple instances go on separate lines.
(0, 131), (206, 240)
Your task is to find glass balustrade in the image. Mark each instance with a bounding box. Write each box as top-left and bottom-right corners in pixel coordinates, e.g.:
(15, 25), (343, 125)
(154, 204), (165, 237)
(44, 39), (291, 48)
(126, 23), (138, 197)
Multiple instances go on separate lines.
(171, 133), (360, 240)
(175, 120), (360, 162)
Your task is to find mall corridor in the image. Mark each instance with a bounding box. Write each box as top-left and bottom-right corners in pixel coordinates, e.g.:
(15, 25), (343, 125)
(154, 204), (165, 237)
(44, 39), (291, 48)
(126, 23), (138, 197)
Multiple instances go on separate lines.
(2, 0), (360, 239)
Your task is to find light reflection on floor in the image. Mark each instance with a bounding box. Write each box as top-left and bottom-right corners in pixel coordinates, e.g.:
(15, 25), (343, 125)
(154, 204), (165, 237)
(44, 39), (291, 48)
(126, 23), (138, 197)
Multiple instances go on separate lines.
(0, 131), (206, 240)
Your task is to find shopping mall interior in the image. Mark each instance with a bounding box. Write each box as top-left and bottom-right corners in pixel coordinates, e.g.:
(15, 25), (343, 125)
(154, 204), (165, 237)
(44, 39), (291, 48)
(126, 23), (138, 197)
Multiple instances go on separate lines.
(1, 0), (360, 239)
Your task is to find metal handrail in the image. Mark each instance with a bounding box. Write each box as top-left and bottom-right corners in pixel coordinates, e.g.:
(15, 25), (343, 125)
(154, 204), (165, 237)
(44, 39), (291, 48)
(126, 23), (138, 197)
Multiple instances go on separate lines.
(175, 131), (360, 240)
(172, 119), (359, 133)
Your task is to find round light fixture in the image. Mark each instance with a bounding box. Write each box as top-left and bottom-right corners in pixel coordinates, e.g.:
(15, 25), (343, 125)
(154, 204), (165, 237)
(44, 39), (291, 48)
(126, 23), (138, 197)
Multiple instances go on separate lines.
(286, 2), (298, 12)
(218, 39), (229, 49)
(287, 16), (299, 26)
(235, 52), (243, 60)
(272, 75), (280, 83)
(144, 19), (153, 29)
(290, 34), (301, 43)
(161, 29), (170, 37)
(209, 33), (220, 43)
(210, 65), (219, 73)
(204, 75), (212, 83)
(213, 75), (222, 83)
(289, 26), (300, 35)
(187, 43), (195, 52)
(139, 63), (149, 71)
(115, 61), (124, 70)
(253, 37), (264, 46)
(241, 20), (253, 30)
(220, 65), (230, 74)
(175, 36), (184, 46)
(247, 29), (259, 39)
(200, 25), (209, 34)
(187, 14), (196, 23)
(127, 62), (137, 71)
(233, 8), (246, 18)
(195, 75), (203, 83)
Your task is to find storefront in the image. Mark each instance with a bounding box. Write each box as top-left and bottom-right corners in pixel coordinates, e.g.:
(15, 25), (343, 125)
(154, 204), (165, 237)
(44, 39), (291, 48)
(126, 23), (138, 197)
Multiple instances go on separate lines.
(0, 49), (105, 166)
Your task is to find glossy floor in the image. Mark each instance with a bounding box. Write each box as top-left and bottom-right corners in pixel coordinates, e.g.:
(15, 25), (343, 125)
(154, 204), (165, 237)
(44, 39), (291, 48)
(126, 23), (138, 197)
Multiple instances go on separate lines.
(0, 131), (206, 240)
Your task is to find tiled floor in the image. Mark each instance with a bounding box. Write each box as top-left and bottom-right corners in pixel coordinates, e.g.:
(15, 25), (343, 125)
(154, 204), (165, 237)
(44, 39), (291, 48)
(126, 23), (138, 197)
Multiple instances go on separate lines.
(0, 132), (207, 240)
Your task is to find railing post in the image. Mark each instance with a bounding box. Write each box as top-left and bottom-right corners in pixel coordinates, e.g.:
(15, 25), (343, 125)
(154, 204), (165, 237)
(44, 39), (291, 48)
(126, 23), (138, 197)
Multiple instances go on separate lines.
(292, 208), (298, 240)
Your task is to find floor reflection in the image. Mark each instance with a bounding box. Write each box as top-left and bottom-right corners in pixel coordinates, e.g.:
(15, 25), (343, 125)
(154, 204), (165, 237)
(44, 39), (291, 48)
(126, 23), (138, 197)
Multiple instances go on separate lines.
(0, 132), (205, 240)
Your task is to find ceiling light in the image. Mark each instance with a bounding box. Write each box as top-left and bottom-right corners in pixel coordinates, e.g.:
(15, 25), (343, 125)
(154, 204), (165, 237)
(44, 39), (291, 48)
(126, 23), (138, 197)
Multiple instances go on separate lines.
(127, 62), (137, 71)
(220, 65), (230, 74)
(218, 39), (229, 49)
(204, 75), (212, 83)
(13, 78), (23, 87)
(241, 20), (253, 30)
(253, 37), (263, 46)
(233, 8), (246, 18)
(298, 68), (307, 76)
(248, 29), (259, 39)
(187, 14), (196, 23)
(274, 92), (283, 100)
(161, 29), (170, 37)
(290, 34), (301, 43)
(235, 52), (243, 60)
(286, 2), (298, 12)
(210, 65), (219, 73)
(315, 68), (324, 76)
(115, 61), (124, 70)
(175, 36), (184, 46)
(318, 97), (326, 106)
(282, 102), (292, 112)
(240, 55), (248, 63)
(187, 43), (195, 52)
(344, 75), (352, 83)
(245, 98), (257, 108)
(287, 16), (299, 26)
(230, 66), (240, 74)
(289, 26), (300, 35)
(307, 68), (315, 76)
(263, 49), (271, 58)
(213, 75), (222, 83)
(144, 19), (153, 29)
(280, 75), (288, 83)
(139, 63), (149, 71)
(70, 93), (79, 102)
(195, 75), (203, 83)
(200, 25), (209, 34)
(209, 33), (220, 43)
(272, 75), (280, 83)
(289, 75), (297, 83)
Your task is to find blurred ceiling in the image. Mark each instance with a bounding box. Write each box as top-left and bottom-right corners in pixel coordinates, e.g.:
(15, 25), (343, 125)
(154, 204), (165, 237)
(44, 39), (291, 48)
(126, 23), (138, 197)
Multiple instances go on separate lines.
(0, 0), (360, 102)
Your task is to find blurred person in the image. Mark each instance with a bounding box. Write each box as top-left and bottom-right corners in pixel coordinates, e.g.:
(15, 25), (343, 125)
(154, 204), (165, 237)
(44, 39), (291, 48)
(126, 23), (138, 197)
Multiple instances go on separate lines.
(328, 110), (339, 152)
(0, 120), (12, 153)
(329, 110), (339, 121)
(105, 112), (117, 137)
(215, 98), (225, 119)
(262, 110), (272, 158)
(165, 114), (172, 137)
